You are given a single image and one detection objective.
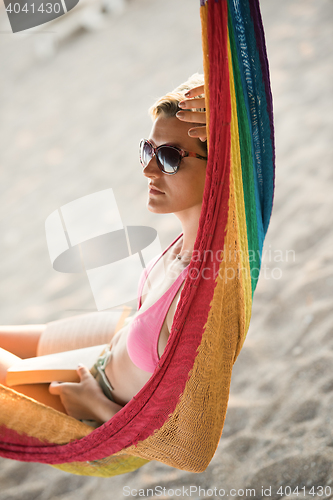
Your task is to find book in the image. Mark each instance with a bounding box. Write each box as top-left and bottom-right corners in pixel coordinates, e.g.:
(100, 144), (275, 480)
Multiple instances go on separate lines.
(6, 344), (108, 387)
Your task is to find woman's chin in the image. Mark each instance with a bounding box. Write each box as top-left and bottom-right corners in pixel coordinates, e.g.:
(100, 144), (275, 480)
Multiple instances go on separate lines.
(146, 202), (169, 215)
(147, 203), (171, 214)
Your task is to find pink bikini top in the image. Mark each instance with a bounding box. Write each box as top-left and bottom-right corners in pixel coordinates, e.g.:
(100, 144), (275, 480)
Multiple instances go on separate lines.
(126, 235), (188, 373)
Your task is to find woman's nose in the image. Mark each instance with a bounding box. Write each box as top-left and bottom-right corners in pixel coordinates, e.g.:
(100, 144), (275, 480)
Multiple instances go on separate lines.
(142, 155), (162, 178)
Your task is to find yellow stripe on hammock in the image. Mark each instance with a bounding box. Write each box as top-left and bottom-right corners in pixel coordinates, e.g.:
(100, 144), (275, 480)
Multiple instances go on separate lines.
(227, 32), (252, 353)
(0, 386), (92, 444)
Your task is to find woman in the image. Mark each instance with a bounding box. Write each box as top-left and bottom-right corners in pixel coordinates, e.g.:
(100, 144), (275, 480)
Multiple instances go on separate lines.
(0, 74), (207, 425)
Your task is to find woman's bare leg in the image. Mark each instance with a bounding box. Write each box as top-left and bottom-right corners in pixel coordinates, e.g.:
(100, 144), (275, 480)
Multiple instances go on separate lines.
(0, 346), (66, 413)
(0, 325), (45, 358)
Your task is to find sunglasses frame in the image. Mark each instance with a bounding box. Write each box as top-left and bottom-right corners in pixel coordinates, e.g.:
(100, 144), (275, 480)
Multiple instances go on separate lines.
(140, 138), (207, 175)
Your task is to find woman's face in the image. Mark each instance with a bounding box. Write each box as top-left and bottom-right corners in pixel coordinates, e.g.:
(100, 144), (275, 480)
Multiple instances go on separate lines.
(143, 115), (207, 217)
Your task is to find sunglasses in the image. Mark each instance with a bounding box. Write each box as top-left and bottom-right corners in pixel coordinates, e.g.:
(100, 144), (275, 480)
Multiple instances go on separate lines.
(140, 139), (207, 175)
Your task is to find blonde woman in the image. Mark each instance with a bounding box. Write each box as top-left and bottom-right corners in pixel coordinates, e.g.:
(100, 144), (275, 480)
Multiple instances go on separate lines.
(0, 74), (207, 424)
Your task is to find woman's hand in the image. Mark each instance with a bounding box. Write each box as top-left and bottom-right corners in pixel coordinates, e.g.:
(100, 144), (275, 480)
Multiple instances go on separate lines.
(49, 365), (122, 424)
(176, 84), (207, 142)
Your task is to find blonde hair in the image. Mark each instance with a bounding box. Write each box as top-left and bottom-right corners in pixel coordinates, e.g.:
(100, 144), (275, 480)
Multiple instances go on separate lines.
(149, 73), (207, 153)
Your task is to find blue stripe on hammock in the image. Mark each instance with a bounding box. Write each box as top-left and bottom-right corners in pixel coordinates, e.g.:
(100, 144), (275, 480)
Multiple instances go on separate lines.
(228, 0), (275, 254)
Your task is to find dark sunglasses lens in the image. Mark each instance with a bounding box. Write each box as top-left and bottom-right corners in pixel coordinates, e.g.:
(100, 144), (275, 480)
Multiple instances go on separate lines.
(141, 140), (153, 167)
(157, 146), (180, 174)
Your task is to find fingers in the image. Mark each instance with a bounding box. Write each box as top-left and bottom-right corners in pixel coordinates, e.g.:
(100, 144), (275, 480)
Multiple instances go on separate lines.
(176, 110), (206, 124)
(176, 108), (207, 141)
(48, 364), (91, 396)
(76, 364), (91, 381)
(176, 84), (207, 142)
(176, 109), (207, 141)
(179, 97), (205, 111)
(184, 84), (205, 98)
(49, 381), (76, 395)
(49, 381), (62, 395)
(188, 125), (207, 142)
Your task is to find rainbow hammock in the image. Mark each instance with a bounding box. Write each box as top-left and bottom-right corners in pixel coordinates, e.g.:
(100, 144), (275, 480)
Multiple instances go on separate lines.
(0, 0), (274, 477)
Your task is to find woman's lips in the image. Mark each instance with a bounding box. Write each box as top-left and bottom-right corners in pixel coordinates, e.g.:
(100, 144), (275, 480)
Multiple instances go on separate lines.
(149, 186), (164, 195)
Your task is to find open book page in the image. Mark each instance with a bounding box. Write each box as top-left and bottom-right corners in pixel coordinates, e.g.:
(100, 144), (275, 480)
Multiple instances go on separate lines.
(37, 307), (132, 356)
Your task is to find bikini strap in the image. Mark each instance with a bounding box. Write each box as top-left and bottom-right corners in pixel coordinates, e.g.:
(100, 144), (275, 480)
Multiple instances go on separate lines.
(137, 234), (183, 309)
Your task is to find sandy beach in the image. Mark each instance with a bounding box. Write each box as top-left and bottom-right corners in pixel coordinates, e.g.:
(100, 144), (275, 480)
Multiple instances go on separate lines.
(0, 0), (332, 498)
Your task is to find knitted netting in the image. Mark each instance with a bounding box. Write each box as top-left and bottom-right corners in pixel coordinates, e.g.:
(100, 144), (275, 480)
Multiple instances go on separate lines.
(0, 0), (274, 477)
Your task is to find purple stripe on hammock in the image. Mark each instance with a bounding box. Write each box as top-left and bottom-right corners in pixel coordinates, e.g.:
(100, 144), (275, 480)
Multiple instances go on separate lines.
(248, 0), (275, 149)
